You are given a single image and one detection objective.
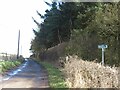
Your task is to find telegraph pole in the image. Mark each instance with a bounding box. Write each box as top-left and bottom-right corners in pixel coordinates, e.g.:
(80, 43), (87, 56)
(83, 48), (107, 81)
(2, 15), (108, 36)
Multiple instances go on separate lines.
(20, 45), (22, 56)
(17, 30), (20, 59)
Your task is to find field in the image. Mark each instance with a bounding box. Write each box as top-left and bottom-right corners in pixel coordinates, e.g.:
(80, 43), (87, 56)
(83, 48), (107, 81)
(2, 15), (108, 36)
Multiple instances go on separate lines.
(0, 60), (23, 74)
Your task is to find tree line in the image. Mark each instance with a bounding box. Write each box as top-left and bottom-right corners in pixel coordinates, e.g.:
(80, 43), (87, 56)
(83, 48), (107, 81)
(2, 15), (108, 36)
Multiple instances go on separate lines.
(30, 2), (120, 66)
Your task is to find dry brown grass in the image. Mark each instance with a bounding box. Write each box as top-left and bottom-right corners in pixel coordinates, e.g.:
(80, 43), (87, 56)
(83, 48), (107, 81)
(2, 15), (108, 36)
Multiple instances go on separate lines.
(62, 55), (119, 88)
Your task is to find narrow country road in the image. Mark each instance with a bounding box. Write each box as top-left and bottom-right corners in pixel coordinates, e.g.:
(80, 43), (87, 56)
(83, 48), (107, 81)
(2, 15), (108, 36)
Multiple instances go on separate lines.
(1, 59), (49, 88)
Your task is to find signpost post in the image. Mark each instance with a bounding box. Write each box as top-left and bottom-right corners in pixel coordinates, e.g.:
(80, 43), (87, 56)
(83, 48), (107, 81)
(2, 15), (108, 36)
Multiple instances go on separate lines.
(98, 44), (108, 65)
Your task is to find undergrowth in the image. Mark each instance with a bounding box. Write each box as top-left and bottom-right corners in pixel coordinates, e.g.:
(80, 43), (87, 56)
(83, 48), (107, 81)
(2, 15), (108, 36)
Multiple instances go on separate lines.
(35, 60), (67, 88)
(63, 55), (119, 88)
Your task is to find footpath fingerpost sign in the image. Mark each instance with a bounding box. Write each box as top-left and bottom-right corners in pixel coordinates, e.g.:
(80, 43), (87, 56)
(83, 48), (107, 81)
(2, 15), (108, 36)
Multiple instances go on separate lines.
(98, 44), (108, 65)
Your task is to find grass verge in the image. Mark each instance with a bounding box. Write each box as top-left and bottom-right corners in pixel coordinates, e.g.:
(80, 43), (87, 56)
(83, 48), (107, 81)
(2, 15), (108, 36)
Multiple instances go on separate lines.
(35, 60), (67, 88)
(0, 60), (23, 74)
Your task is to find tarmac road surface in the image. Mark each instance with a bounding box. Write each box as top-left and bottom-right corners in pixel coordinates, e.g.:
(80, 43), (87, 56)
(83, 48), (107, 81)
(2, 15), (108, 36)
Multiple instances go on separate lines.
(0, 59), (49, 88)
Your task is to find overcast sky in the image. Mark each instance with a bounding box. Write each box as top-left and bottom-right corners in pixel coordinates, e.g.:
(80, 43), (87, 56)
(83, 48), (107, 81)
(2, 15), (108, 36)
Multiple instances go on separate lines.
(0, 0), (51, 57)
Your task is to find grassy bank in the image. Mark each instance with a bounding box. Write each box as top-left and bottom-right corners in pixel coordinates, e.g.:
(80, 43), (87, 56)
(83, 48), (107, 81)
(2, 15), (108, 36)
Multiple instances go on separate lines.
(35, 59), (67, 88)
(0, 60), (23, 74)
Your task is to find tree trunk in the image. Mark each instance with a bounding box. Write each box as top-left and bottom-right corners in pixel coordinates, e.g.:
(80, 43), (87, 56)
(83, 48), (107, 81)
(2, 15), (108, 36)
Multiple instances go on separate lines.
(58, 29), (62, 43)
(117, 2), (120, 66)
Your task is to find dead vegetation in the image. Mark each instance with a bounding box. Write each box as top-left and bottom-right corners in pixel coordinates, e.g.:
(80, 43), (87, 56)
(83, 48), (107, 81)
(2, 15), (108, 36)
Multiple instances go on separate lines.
(39, 42), (68, 61)
(60, 55), (119, 88)
(37, 42), (119, 88)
